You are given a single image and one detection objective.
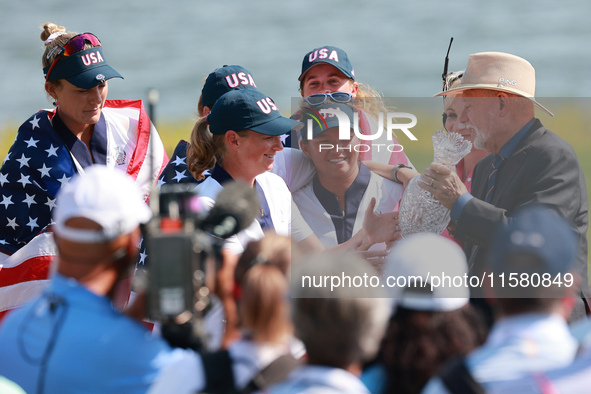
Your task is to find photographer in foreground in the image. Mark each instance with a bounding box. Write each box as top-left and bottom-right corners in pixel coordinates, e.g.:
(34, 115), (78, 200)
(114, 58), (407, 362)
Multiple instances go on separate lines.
(0, 166), (200, 394)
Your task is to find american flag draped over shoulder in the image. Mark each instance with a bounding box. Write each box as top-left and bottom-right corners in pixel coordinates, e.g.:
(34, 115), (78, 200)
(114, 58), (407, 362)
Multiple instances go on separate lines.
(156, 140), (203, 188)
(136, 140), (202, 268)
(0, 100), (168, 320)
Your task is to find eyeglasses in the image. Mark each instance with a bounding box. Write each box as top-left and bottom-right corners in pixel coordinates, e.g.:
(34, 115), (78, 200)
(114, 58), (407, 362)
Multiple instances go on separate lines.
(304, 92), (353, 106)
(45, 33), (102, 82)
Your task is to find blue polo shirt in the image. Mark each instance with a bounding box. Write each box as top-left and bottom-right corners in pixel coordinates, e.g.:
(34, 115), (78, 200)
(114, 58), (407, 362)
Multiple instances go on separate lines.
(53, 110), (108, 166)
(0, 274), (198, 393)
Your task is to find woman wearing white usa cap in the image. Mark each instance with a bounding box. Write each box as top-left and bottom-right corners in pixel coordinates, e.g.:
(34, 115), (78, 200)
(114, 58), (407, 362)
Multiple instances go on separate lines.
(0, 22), (167, 321)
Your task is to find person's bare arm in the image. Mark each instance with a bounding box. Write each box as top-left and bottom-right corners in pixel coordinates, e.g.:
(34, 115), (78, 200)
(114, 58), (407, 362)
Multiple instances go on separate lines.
(363, 161), (420, 189)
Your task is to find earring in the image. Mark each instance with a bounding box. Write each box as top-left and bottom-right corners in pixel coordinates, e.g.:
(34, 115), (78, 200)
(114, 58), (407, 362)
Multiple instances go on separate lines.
(52, 100), (57, 107)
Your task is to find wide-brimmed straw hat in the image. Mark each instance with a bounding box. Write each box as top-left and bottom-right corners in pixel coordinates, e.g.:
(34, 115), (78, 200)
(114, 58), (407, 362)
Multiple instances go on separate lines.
(434, 52), (553, 116)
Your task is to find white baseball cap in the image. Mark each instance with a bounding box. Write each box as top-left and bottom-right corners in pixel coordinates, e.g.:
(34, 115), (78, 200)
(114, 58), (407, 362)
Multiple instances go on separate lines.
(53, 165), (152, 243)
(385, 233), (469, 312)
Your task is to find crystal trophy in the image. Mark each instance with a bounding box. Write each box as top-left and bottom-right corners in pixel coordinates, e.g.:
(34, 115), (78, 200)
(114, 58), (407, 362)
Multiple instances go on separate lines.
(399, 130), (472, 237)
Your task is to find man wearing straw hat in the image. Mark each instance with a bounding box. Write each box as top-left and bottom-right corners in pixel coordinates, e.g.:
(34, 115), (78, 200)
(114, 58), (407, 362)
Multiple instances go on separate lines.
(420, 52), (589, 322)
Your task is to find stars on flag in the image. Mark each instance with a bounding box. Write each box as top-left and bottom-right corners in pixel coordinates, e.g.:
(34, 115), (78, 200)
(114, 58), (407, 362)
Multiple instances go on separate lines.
(171, 155), (186, 166)
(45, 197), (57, 211)
(46, 144), (59, 158)
(29, 116), (40, 130)
(138, 250), (148, 265)
(17, 174), (31, 188)
(25, 137), (39, 148)
(38, 163), (52, 178)
(7, 218), (18, 230)
(172, 170), (188, 183)
(22, 194), (37, 208)
(157, 141), (202, 187)
(0, 112), (75, 254)
(57, 174), (71, 186)
(16, 154), (31, 168)
(0, 195), (13, 209)
(26, 217), (39, 231)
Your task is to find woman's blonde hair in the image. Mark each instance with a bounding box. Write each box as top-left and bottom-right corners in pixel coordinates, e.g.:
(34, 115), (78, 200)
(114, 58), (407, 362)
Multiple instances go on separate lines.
(443, 70), (465, 110)
(354, 82), (388, 120)
(40, 22), (96, 89)
(40, 23), (76, 70)
(239, 264), (292, 344)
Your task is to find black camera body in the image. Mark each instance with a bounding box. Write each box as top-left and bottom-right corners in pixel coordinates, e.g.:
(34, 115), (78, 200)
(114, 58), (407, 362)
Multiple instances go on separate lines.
(140, 180), (260, 341)
(145, 184), (212, 324)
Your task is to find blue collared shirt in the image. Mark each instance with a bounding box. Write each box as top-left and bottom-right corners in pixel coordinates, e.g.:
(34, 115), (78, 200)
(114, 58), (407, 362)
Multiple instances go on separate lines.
(312, 163), (372, 244)
(210, 164), (274, 232)
(53, 110), (108, 167)
(450, 118), (536, 223)
(422, 313), (577, 394)
(0, 274), (198, 393)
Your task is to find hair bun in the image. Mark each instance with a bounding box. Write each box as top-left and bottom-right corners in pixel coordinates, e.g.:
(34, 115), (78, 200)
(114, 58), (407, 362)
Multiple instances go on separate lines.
(40, 22), (66, 42)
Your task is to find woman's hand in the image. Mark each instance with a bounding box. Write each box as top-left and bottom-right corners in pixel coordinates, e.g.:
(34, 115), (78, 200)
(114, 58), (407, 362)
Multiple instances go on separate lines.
(359, 198), (401, 249)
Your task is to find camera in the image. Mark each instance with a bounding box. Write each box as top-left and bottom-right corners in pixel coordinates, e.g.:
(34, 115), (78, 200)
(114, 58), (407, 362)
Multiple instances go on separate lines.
(137, 181), (260, 348)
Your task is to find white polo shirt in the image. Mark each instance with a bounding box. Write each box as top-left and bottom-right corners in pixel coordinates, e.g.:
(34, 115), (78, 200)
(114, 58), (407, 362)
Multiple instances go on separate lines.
(292, 163), (403, 249)
(270, 147), (316, 192)
(196, 165), (291, 255)
(195, 165), (292, 352)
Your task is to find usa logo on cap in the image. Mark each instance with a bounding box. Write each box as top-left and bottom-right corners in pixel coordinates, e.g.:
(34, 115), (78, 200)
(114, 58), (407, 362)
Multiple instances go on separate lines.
(256, 97), (279, 114)
(299, 45), (355, 81)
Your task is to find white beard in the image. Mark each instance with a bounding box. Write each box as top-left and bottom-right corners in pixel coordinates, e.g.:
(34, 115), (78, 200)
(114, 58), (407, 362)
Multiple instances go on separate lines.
(473, 129), (486, 150)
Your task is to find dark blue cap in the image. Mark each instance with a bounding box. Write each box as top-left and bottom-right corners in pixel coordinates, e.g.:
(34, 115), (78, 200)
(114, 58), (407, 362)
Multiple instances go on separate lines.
(43, 47), (122, 89)
(208, 89), (299, 136)
(488, 205), (578, 276)
(299, 46), (355, 81)
(299, 103), (356, 139)
(201, 65), (258, 108)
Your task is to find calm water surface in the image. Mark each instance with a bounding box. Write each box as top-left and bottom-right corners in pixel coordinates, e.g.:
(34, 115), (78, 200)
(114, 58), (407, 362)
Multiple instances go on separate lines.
(1, 0), (590, 129)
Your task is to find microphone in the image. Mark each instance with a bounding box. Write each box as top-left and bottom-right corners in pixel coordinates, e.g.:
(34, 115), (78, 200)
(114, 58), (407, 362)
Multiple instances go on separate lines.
(200, 180), (261, 239)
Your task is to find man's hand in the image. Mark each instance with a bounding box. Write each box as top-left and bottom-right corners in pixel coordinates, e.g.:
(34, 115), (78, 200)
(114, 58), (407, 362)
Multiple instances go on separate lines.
(419, 162), (468, 210)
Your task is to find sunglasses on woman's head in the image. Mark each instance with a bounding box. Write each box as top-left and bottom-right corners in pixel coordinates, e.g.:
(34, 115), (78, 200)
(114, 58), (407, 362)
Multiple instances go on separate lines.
(304, 92), (353, 106)
(45, 33), (102, 82)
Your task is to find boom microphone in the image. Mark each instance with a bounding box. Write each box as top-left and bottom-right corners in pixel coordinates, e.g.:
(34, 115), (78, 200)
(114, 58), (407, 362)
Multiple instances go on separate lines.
(200, 180), (261, 239)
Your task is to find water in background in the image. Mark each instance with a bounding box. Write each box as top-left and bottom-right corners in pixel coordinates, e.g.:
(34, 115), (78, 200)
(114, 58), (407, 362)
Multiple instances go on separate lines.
(1, 0), (591, 130)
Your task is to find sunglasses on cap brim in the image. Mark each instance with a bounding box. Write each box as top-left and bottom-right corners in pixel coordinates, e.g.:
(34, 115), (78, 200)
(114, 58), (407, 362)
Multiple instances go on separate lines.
(304, 92), (353, 106)
(45, 33), (102, 82)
